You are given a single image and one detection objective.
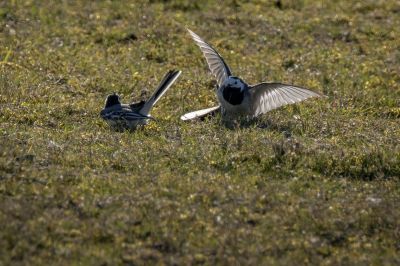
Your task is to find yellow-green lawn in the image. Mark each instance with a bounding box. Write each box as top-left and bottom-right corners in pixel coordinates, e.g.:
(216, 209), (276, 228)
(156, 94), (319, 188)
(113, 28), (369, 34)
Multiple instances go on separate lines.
(1, 1), (399, 265)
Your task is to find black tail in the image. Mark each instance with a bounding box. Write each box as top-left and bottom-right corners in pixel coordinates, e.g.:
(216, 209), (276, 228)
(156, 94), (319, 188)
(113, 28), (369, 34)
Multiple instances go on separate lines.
(139, 70), (181, 116)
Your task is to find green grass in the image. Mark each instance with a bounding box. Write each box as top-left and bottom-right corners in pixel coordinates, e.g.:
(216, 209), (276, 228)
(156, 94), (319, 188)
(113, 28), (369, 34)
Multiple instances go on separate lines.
(1, 0), (399, 265)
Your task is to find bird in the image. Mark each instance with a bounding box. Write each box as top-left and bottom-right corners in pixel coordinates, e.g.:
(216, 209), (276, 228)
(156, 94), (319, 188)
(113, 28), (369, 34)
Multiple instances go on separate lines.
(100, 69), (181, 131)
(181, 29), (323, 125)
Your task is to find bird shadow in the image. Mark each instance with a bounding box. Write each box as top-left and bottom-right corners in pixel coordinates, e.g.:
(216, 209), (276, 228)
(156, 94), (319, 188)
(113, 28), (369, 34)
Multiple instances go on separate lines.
(224, 118), (295, 137)
(196, 111), (296, 137)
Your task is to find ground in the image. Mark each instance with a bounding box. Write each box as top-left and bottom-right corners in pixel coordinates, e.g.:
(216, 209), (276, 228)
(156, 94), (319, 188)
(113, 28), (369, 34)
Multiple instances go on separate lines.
(0, 0), (399, 265)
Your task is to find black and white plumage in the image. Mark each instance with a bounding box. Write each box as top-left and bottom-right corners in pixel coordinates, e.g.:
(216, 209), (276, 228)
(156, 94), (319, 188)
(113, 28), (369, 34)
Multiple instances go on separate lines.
(100, 70), (181, 130)
(181, 29), (322, 122)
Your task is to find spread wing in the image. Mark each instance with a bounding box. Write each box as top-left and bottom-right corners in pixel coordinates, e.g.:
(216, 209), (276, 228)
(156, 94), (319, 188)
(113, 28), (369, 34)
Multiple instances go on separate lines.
(249, 83), (323, 116)
(187, 29), (232, 87)
(180, 106), (221, 121)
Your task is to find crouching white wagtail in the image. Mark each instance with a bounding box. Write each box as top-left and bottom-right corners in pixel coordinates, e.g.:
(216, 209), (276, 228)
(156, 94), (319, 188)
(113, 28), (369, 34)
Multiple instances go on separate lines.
(181, 29), (323, 124)
(100, 70), (181, 130)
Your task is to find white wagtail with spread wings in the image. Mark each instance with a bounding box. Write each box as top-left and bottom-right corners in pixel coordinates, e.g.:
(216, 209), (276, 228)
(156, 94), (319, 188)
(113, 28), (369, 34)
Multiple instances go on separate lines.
(101, 70), (181, 130)
(181, 29), (323, 123)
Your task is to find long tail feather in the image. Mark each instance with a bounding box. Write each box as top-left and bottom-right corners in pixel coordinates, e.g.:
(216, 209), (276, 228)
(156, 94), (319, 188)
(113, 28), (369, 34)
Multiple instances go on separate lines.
(139, 70), (181, 116)
(180, 106), (221, 121)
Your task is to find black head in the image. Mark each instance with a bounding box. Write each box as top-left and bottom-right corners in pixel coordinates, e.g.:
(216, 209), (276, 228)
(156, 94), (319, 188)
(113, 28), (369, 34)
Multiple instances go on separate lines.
(104, 93), (121, 108)
(228, 76), (246, 85)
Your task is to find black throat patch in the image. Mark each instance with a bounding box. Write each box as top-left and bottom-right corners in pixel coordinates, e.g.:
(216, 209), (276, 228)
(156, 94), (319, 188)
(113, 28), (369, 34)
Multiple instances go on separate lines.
(105, 94), (121, 108)
(222, 86), (245, 105)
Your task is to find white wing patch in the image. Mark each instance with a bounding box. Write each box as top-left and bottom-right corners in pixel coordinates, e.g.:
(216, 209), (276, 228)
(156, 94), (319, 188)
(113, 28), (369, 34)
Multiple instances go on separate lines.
(250, 83), (322, 116)
(187, 29), (232, 87)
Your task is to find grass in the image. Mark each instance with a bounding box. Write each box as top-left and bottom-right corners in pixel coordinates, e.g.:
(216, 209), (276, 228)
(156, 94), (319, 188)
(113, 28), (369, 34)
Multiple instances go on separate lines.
(1, 0), (399, 265)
